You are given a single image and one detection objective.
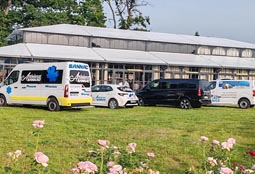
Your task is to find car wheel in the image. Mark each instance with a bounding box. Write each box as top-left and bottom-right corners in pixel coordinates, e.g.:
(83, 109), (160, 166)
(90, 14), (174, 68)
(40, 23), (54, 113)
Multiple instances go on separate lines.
(108, 99), (118, 109)
(47, 97), (60, 111)
(179, 98), (192, 109)
(138, 97), (145, 106)
(238, 98), (250, 109)
(0, 95), (7, 106)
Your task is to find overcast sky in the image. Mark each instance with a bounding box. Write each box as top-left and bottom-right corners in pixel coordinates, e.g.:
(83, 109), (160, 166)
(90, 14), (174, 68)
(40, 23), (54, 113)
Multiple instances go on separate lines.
(140, 0), (255, 43)
(105, 0), (255, 44)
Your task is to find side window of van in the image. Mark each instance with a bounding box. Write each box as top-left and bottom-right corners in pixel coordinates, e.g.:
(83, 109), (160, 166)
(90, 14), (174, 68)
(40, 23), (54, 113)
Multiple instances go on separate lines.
(5, 71), (19, 85)
(160, 82), (177, 89)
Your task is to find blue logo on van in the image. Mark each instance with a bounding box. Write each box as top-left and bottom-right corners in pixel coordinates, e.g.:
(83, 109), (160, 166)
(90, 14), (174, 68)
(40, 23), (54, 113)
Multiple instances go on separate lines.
(69, 64), (88, 69)
(47, 66), (59, 82)
(6, 86), (12, 94)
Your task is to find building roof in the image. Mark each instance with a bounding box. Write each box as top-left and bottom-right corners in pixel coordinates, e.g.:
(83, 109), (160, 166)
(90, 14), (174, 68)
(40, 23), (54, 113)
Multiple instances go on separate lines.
(1, 43), (255, 69)
(7, 24), (255, 49)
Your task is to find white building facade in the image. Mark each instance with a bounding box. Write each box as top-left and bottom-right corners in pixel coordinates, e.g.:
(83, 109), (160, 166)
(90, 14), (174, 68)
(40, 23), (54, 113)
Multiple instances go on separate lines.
(1, 24), (255, 88)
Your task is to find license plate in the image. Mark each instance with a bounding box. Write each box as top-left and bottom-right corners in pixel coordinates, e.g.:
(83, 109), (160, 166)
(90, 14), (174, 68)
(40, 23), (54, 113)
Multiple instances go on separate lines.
(130, 100), (137, 103)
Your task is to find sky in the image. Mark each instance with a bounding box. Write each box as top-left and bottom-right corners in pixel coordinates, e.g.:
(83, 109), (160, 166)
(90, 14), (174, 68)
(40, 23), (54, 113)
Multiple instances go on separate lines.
(105, 0), (255, 44)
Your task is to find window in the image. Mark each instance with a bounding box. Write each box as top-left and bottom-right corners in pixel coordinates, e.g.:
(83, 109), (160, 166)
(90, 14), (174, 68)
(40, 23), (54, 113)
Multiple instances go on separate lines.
(92, 86), (100, 92)
(21, 70), (63, 84)
(69, 70), (90, 87)
(242, 49), (252, 58)
(5, 71), (19, 85)
(197, 46), (211, 55)
(227, 48), (239, 57)
(148, 80), (159, 89)
(212, 47), (226, 56)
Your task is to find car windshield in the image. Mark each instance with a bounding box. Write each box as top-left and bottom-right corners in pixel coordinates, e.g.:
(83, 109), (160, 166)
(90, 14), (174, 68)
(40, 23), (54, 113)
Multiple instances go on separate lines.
(117, 86), (133, 92)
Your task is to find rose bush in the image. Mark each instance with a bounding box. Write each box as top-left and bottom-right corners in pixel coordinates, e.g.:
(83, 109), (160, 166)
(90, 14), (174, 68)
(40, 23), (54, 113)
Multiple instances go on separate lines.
(186, 136), (255, 174)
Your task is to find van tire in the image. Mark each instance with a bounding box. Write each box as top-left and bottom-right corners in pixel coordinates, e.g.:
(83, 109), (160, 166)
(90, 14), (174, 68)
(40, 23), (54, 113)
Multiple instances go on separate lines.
(238, 98), (250, 109)
(179, 98), (192, 109)
(47, 97), (60, 111)
(0, 95), (7, 106)
(108, 99), (118, 109)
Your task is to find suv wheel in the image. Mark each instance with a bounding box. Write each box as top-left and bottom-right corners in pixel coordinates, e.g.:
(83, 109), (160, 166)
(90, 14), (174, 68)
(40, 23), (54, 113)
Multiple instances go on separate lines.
(138, 97), (144, 106)
(238, 98), (250, 109)
(180, 98), (192, 109)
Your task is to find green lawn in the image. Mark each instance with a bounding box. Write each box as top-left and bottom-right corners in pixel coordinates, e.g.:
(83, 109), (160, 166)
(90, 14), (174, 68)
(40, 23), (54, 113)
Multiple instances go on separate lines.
(0, 105), (254, 173)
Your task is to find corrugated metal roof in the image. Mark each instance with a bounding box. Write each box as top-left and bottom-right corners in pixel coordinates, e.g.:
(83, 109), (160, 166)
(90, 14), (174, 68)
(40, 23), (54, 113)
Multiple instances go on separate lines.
(17, 24), (255, 49)
(150, 52), (220, 68)
(0, 43), (31, 57)
(27, 43), (105, 61)
(93, 48), (165, 65)
(1, 43), (255, 69)
(203, 55), (255, 69)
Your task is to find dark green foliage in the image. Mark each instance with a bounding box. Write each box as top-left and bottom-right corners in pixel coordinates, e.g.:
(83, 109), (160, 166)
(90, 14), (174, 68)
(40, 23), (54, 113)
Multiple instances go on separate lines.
(0, 0), (106, 45)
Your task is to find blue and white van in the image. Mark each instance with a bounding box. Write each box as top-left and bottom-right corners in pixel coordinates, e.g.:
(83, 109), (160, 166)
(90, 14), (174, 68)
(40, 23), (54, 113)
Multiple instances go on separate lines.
(207, 79), (255, 109)
(0, 62), (92, 111)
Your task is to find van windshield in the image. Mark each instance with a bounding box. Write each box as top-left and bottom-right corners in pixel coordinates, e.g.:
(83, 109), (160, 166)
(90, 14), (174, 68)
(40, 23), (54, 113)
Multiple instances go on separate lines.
(69, 70), (90, 87)
(205, 81), (216, 91)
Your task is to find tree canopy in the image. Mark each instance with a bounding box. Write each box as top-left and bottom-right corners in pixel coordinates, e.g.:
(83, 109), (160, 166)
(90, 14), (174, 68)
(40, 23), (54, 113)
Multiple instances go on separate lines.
(104, 0), (150, 30)
(0, 0), (150, 46)
(0, 0), (106, 46)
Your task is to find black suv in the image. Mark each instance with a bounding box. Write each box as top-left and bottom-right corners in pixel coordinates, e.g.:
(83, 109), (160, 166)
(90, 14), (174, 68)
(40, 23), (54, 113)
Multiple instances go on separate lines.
(135, 79), (211, 109)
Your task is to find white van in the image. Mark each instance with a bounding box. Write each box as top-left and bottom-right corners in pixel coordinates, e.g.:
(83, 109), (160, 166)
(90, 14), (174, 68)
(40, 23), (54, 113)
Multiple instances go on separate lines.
(207, 79), (255, 109)
(0, 62), (92, 111)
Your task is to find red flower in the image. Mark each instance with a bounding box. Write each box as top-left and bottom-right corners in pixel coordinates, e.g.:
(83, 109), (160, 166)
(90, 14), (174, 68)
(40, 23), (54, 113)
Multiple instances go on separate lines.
(248, 150), (255, 157)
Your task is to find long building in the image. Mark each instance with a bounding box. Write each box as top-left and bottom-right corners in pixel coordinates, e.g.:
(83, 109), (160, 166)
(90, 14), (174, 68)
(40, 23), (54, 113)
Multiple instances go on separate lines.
(0, 24), (255, 88)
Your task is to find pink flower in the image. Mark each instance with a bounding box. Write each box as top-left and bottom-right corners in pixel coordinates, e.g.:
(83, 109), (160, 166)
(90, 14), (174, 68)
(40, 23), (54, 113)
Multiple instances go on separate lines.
(107, 161), (115, 167)
(220, 167), (233, 174)
(199, 136), (209, 142)
(70, 168), (79, 173)
(34, 152), (49, 167)
(126, 143), (137, 154)
(227, 138), (236, 145)
(98, 140), (109, 148)
(147, 152), (155, 158)
(207, 157), (217, 166)
(77, 161), (98, 173)
(7, 150), (22, 159)
(109, 165), (123, 174)
(221, 142), (233, 151)
(212, 140), (220, 145)
(32, 120), (45, 128)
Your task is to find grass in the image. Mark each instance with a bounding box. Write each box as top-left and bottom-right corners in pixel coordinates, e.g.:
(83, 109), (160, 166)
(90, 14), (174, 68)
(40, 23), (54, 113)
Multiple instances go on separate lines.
(0, 105), (255, 173)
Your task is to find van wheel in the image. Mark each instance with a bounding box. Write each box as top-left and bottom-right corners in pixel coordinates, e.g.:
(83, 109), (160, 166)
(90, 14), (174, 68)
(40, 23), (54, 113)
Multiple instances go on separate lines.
(138, 97), (145, 106)
(108, 99), (118, 109)
(238, 98), (250, 109)
(180, 98), (192, 109)
(0, 95), (7, 106)
(47, 97), (60, 111)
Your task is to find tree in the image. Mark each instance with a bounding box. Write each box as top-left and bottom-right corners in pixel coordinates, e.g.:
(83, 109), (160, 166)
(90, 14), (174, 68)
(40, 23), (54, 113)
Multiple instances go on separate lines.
(104, 0), (150, 30)
(0, 0), (106, 46)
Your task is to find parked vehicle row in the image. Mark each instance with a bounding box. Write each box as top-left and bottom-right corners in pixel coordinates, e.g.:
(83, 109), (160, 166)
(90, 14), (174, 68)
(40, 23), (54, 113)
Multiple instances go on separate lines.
(0, 61), (254, 111)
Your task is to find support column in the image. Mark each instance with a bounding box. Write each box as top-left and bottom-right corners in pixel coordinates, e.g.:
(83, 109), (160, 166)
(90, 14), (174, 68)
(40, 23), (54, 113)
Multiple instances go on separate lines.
(95, 63), (100, 85)
(103, 63), (108, 84)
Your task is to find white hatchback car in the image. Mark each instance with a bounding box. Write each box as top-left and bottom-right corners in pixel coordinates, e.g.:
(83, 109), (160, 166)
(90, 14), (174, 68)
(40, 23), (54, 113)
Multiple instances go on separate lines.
(91, 84), (139, 109)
